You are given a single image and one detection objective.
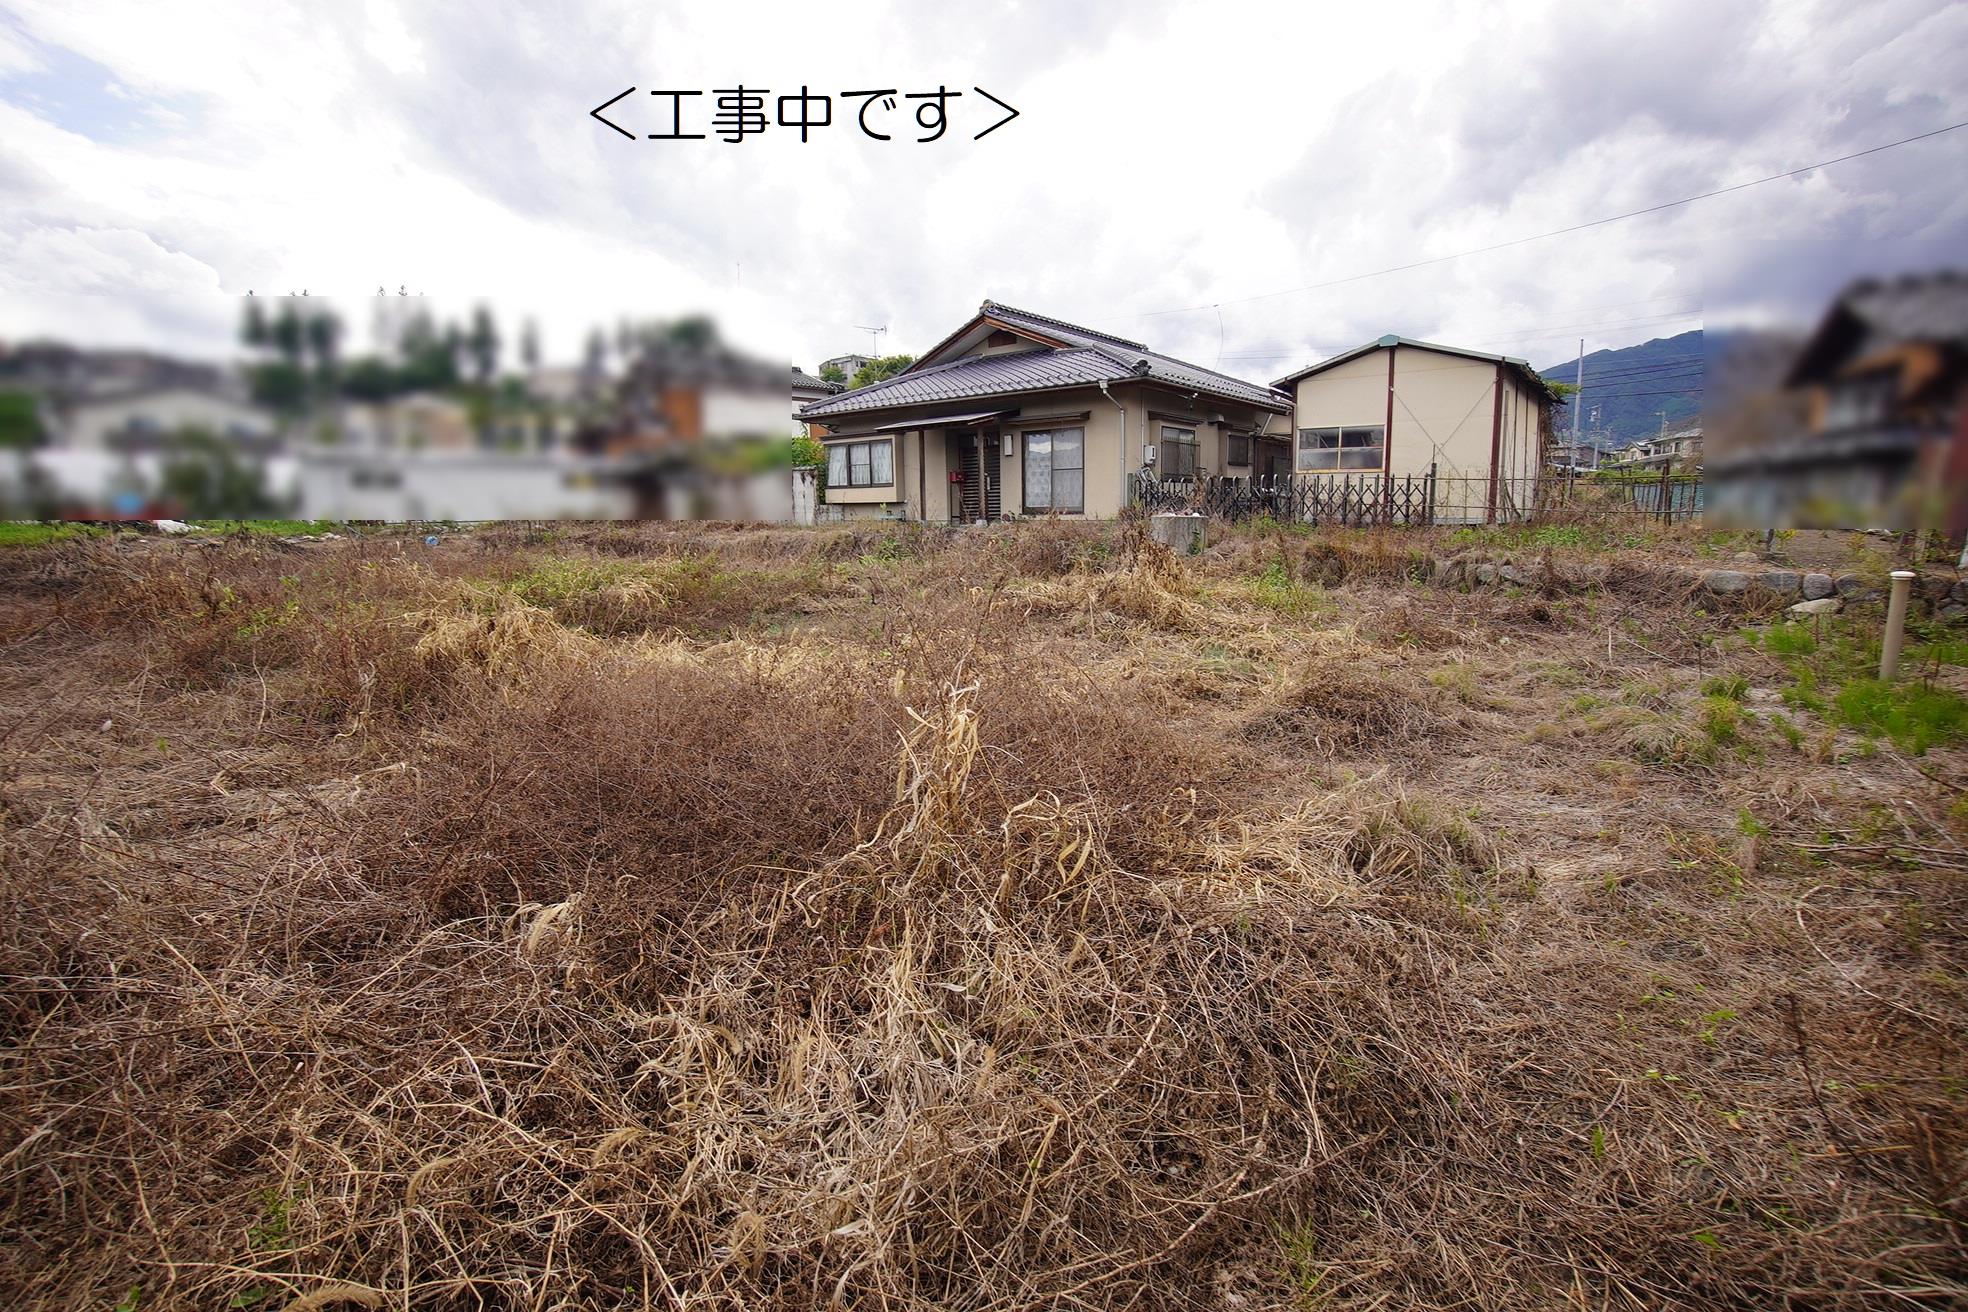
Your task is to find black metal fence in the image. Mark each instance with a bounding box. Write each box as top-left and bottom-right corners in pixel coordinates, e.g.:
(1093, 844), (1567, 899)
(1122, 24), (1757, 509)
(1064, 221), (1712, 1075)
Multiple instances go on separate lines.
(1133, 466), (1703, 527)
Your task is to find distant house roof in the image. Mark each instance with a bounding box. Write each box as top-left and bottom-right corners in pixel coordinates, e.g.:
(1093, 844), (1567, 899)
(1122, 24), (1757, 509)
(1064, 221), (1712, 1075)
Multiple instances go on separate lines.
(800, 299), (1288, 419)
(1273, 334), (1558, 401)
(1785, 271), (1968, 388)
(792, 366), (843, 394)
(67, 381), (265, 413)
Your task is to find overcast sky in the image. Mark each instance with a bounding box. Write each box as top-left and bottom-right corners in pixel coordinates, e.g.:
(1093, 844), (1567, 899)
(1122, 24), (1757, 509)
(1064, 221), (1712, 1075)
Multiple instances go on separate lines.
(1, 0), (1963, 381)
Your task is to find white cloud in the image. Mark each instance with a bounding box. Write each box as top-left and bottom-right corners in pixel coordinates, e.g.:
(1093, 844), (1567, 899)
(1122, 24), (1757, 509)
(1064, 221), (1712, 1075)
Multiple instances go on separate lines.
(0, 0), (1961, 376)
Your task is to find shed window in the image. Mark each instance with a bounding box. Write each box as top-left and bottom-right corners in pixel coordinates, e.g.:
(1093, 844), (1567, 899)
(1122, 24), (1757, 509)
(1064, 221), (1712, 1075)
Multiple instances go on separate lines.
(1160, 425), (1198, 478)
(1296, 425), (1384, 472)
(1023, 427), (1084, 513)
(827, 438), (894, 487)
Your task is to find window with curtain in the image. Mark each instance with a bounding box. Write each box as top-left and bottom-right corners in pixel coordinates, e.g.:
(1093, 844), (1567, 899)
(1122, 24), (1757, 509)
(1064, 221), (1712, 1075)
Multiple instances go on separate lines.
(1160, 425), (1198, 477)
(1022, 427), (1084, 512)
(1295, 425), (1385, 472)
(826, 438), (894, 487)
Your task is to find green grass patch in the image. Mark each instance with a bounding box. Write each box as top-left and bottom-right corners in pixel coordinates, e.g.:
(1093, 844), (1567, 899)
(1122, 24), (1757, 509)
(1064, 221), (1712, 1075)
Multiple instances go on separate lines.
(1831, 678), (1968, 756)
(0, 521), (108, 547)
(1249, 561), (1331, 618)
(1752, 617), (1968, 755)
(191, 518), (345, 537)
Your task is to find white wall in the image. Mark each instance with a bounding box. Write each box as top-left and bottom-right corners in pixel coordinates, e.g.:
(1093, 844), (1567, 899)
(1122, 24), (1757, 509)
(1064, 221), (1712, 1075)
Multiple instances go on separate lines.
(62, 389), (274, 450)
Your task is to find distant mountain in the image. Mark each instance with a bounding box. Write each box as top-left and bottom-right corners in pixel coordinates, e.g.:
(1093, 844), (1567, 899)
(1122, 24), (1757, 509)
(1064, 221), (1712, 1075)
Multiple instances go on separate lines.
(1539, 330), (1702, 449)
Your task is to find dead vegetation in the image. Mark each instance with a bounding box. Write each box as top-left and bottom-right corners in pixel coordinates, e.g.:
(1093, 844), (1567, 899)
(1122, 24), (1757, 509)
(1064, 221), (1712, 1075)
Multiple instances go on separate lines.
(0, 521), (1964, 1311)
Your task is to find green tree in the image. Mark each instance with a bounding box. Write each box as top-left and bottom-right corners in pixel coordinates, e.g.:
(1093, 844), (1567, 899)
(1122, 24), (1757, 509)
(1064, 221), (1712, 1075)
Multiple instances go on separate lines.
(397, 311), (460, 392)
(466, 305), (501, 385)
(0, 389), (42, 449)
(158, 429), (283, 517)
(663, 315), (720, 351)
(241, 299), (270, 353)
(818, 363), (846, 384)
(338, 357), (400, 402)
(269, 303), (306, 366)
(305, 311), (342, 377)
(248, 362), (310, 415)
(848, 354), (914, 389)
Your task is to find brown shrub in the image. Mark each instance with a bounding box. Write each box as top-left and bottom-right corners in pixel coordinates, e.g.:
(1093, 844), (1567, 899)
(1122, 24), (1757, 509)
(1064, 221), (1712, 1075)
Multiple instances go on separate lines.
(1, 529), (1962, 1312)
(1247, 660), (1462, 756)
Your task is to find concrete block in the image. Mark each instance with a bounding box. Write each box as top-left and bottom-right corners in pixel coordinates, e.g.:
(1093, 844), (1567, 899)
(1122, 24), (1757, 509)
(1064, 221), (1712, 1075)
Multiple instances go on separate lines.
(1148, 513), (1205, 555)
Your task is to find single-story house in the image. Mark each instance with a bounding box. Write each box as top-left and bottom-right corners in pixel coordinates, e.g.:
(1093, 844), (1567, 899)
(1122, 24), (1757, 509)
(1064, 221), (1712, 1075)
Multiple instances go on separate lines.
(797, 301), (1292, 520)
(1273, 335), (1556, 522)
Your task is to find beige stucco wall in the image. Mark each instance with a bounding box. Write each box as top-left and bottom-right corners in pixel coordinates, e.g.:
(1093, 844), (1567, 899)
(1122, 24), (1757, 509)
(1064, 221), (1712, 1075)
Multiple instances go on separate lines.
(1000, 387), (1125, 518)
(1288, 350), (1388, 450)
(821, 386), (1129, 520)
(817, 379), (1285, 520)
(1290, 345), (1549, 496)
(1384, 349), (1498, 480)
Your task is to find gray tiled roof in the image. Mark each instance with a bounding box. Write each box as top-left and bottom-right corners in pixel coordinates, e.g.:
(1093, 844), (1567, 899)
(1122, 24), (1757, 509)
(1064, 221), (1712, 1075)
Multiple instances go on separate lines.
(1844, 272), (1968, 345)
(800, 300), (1288, 419)
(984, 302), (1288, 408)
(791, 366), (843, 393)
(800, 348), (1135, 418)
(1786, 271), (1968, 388)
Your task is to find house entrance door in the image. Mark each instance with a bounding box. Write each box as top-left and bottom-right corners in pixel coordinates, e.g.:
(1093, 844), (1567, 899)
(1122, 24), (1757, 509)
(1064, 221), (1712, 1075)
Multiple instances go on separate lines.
(956, 439), (980, 520)
(954, 431), (1002, 521)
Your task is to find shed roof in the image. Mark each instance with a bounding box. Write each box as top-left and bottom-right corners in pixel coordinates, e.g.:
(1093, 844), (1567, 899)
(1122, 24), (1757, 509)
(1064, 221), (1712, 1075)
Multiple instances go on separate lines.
(1272, 335), (1557, 400)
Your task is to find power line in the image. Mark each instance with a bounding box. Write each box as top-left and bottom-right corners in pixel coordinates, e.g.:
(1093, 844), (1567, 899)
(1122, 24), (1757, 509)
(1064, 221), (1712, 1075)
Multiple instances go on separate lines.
(1134, 119), (1968, 319)
(1218, 310), (1706, 370)
(1470, 309), (1706, 340)
(1562, 360), (1708, 382)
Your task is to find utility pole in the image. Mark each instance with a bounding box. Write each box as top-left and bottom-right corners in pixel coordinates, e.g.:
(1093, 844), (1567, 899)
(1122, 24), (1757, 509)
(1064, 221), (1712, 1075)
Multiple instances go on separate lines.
(1570, 338), (1584, 452)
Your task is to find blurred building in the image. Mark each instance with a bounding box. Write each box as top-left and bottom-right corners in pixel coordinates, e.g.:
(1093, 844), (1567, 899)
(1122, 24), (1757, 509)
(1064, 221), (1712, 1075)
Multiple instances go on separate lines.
(598, 334), (787, 455)
(340, 394), (475, 453)
(1707, 271), (1967, 529)
(0, 341), (230, 402)
(820, 353), (874, 384)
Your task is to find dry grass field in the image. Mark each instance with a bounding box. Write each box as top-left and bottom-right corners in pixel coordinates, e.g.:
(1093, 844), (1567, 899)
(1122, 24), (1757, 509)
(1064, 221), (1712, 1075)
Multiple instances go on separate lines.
(1, 517), (1964, 1311)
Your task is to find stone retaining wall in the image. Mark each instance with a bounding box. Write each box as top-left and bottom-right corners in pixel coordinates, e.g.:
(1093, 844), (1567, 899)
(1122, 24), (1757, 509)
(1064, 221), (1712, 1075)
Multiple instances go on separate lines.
(1435, 554), (1968, 621)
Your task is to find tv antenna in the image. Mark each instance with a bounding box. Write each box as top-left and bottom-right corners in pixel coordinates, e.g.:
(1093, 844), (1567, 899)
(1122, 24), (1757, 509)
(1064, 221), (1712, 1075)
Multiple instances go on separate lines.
(853, 324), (887, 357)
